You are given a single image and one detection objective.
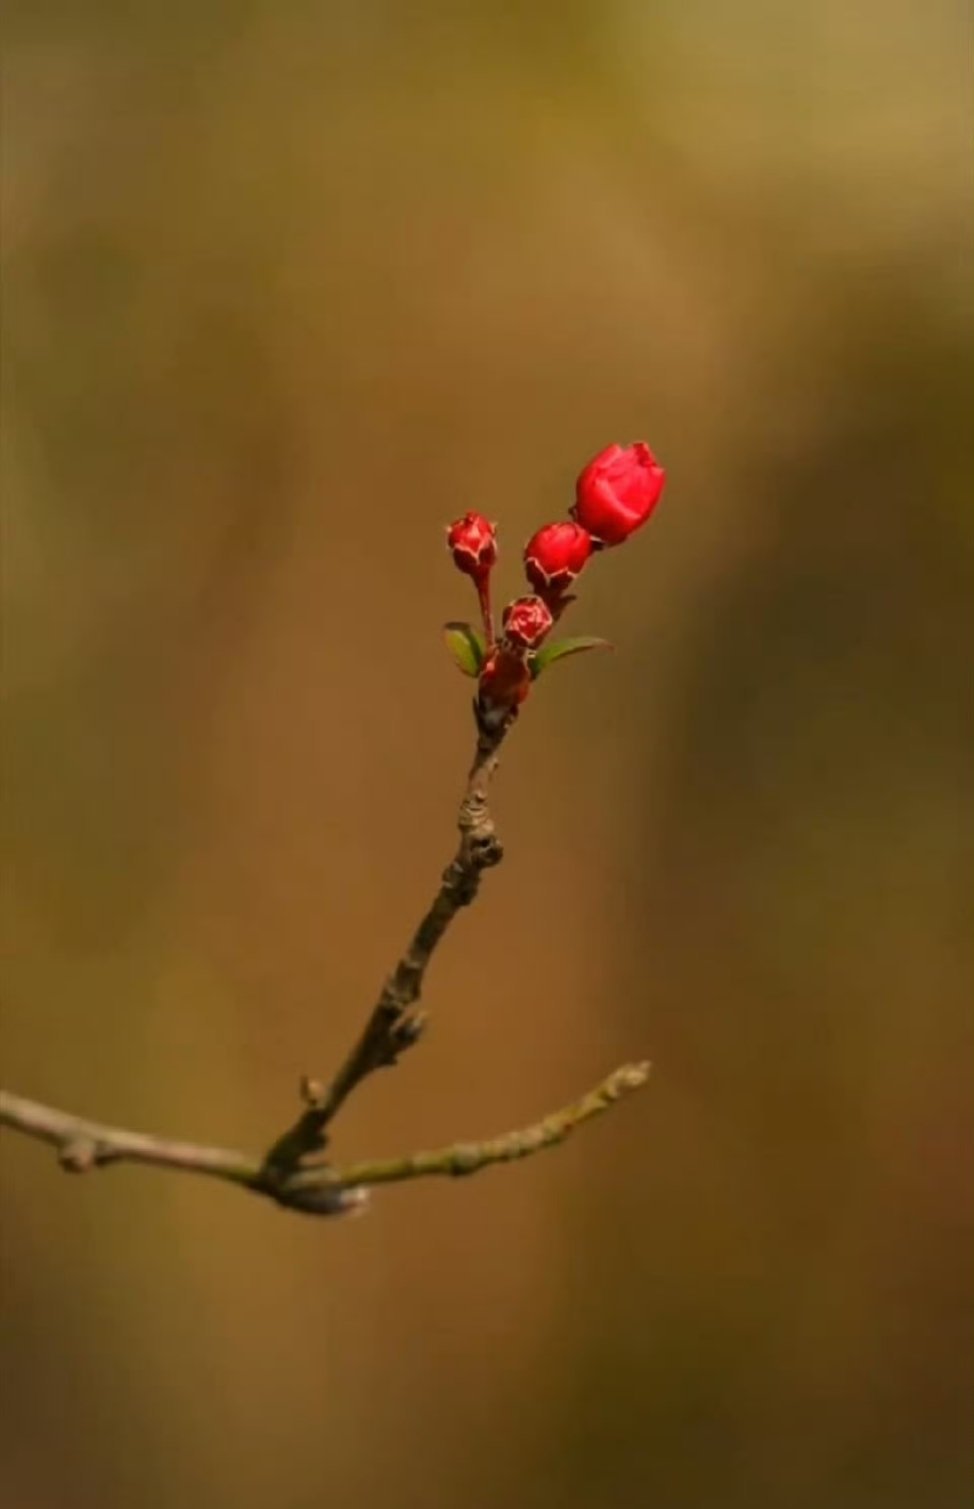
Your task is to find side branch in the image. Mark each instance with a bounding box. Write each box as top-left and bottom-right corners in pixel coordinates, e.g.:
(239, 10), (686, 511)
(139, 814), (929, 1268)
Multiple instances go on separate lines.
(0, 1064), (649, 1217)
(0, 1088), (265, 1189)
(320, 1061), (651, 1188)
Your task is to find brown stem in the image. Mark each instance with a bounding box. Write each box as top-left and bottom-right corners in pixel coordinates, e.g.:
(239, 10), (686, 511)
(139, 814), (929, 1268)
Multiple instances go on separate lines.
(262, 718), (510, 1174)
(0, 572), (654, 1224)
(0, 1064), (649, 1218)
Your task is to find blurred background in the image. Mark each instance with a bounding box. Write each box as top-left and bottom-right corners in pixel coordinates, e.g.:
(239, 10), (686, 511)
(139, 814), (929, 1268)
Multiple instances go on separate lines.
(2, 3), (972, 1507)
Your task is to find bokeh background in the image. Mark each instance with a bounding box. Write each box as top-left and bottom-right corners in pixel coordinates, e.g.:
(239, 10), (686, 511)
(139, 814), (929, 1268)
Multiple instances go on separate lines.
(2, 4), (972, 1507)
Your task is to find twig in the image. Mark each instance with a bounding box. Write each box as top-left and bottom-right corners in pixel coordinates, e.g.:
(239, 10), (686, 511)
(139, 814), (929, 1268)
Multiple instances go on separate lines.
(322, 1061), (650, 1187)
(263, 717), (509, 1173)
(2, 460), (662, 1225)
(1, 707), (651, 1218)
(0, 1064), (650, 1218)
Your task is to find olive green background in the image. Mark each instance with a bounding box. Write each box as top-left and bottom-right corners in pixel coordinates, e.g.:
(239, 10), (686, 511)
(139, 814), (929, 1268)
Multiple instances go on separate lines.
(2, 4), (972, 1507)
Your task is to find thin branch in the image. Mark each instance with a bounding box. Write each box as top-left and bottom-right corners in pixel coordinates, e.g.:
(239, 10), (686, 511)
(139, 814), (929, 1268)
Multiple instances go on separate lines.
(0, 1063), (650, 1218)
(1, 708), (651, 1220)
(320, 1061), (651, 1188)
(263, 716), (509, 1172)
(0, 1088), (272, 1194)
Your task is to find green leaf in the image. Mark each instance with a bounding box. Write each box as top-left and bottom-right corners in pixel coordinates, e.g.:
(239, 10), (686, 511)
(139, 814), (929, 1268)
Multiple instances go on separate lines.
(531, 635), (612, 679)
(443, 621), (487, 677)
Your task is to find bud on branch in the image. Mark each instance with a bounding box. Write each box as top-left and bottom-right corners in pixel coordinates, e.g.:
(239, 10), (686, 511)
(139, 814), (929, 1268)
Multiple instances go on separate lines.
(573, 441), (666, 546)
(446, 511), (497, 582)
(524, 521), (593, 604)
(446, 439), (666, 728)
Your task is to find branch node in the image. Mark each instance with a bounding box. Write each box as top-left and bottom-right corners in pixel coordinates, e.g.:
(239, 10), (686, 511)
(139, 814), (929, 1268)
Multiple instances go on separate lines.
(469, 832), (503, 869)
(299, 1076), (326, 1110)
(272, 1177), (370, 1219)
(390, 1009), (427, 1052)
(447, 1142), (480, 1176)
(58, 1137), (101, 1173)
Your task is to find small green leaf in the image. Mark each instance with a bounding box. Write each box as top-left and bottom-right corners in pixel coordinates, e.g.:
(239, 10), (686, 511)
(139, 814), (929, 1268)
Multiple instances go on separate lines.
(531, 635), (612, 678)
(443, 621), (487, 677)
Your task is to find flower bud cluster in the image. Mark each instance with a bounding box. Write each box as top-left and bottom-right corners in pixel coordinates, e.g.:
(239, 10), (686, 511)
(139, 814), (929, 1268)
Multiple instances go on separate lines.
(446, 440), (665, 724)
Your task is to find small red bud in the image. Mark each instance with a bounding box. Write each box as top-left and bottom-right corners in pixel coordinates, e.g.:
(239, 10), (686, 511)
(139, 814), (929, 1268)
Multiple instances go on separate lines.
(446, 512), (497, 583)
(524, 521), (593, 600)
(573, 442), (665, 547)
(501, 594), (554, 650)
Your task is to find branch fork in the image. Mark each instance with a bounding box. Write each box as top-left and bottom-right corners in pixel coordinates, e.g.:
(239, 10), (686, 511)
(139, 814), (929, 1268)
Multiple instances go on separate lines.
(1, 715), (649, 1218)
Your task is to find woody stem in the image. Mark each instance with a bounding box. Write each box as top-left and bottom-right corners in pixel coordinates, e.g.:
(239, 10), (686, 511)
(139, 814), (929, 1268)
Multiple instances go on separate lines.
(261, 720), (509, 1175)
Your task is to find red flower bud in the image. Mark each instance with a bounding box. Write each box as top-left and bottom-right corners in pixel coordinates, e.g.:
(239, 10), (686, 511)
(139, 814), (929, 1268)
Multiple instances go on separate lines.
(573, 442), (665, 547)
(502, 594), (554, 650)
(523, 521), (593, 599)
(446, 511), (497, 583)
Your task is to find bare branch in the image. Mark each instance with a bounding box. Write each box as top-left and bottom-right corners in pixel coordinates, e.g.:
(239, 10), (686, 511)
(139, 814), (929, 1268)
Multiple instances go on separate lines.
(263, 717), (509, 1172)
(0, 1064), (649, 1218)
(1, 704), (651, 1220)
(326, 1061), (651, 1188)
